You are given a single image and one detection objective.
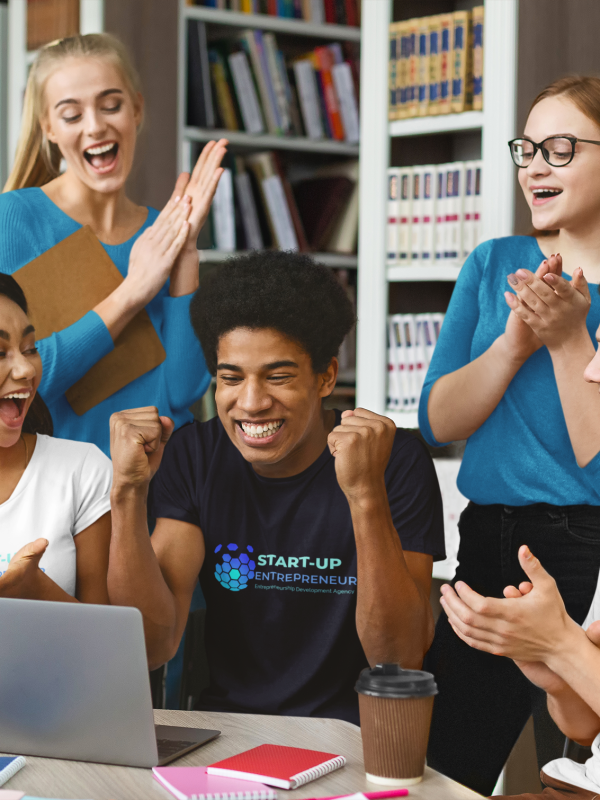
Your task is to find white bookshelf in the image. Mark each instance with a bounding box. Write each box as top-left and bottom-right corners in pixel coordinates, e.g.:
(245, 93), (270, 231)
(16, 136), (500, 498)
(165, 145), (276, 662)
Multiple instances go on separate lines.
(199, 249), (357, 268)
(355, 0), (518, 422)
(184, 126), (359, 157)
(6, 0), (105, 175)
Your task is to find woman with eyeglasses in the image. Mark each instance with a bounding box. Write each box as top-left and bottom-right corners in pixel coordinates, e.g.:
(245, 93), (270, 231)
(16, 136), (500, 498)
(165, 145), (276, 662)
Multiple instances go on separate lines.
(421, 75), (600, 795)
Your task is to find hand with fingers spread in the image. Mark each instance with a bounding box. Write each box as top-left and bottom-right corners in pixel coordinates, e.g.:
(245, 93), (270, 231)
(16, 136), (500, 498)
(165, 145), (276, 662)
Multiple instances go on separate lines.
(110, 406), (175, 489)
(327, 408), (396, 503)
(169, 139), (228, 296)
(0, 538), (58, 600)
(502, 253), (564, 363)
(505, 253), (592, 351)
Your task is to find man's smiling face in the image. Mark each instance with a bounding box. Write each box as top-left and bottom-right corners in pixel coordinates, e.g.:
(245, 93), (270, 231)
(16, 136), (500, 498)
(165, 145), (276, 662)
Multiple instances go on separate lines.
(215, 327), (337, 476)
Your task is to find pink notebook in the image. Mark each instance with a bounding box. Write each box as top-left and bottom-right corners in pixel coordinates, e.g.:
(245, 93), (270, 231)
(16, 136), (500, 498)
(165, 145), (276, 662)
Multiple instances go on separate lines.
(152, 766), (278, 800)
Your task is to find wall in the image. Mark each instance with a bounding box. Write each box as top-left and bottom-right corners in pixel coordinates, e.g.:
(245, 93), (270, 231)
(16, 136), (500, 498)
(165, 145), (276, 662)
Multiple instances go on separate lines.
(104, 0), (178, 210)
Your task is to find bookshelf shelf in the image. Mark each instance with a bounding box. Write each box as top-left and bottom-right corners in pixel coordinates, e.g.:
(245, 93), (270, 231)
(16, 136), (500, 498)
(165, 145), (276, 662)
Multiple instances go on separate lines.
(386, 409), (419, 429)
(198, 250), (357, 268)
(184, 5), (361, 42)
(389, 110), (484, 138)
(183, 127), (359, 156)
(386, 264), (462, 282)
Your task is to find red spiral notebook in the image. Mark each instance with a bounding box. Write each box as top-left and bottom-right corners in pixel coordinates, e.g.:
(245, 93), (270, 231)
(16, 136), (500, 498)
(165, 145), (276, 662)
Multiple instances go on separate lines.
(207, 744), (346, 790)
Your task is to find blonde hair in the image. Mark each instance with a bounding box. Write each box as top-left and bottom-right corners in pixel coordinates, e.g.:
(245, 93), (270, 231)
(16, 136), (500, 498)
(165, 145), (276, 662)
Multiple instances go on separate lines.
(3, 33), (142, 192)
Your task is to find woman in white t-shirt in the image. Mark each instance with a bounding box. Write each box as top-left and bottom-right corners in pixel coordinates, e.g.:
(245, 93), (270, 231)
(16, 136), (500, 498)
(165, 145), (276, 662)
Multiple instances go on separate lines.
(0, 273), (111, 602)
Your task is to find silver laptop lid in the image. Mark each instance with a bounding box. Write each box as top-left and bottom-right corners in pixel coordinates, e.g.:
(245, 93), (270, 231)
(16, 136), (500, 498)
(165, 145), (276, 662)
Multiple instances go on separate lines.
(0, 598), (159, 767)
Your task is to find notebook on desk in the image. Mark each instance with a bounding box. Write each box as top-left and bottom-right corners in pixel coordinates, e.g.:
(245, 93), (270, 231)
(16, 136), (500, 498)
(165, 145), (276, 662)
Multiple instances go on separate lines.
(153, 766), (278, 800)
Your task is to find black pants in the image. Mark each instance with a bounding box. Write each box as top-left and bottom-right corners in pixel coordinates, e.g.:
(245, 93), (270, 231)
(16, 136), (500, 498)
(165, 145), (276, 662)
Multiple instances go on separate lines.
(425, 502), (600, 797)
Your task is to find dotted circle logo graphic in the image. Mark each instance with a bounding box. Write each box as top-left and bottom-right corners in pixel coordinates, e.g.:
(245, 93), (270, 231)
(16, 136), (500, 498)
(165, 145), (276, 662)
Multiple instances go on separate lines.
(214, 543), (256, 592)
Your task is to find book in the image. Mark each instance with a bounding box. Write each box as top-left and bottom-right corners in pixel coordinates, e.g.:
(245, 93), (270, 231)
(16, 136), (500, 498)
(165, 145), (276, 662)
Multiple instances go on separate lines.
(420, 164), (436, 264)
(313, 47), (345, 140)
(209, 49), (240, 131)
(294, 176), (353, 251)
(410, 165), (425, 262)
(314, 159), (359, 254)
(398, 166), (412, 263)
(152, 767), (278, 800)
(450, 10), (471, 114)
(240, 30), (281, 135)
(473, 159), (482, 249)
(234, 158), (265, 251)
(472, 5), (484, 110)
(417, 16), (430, 117)
(444, 162), (462, 260)
(0, 757), (26, 787)
(438, 13), (453, 115)
(228, 49), (265, 133)
(387, 168), (401, 261)
(207, 744), (346, 790)
(331, 61), (359, 143)
(388, 22), (399, 120)
(428, 15), (441, 115)
(406, 17), (419, 117)
(212, 167), (236, 252)
(435, 164), (447, 261)
(246, 153), (300, 251)
(294, 59), (325, 139)
(397, 21), (410, 119)
(263, 33), (292, 135)
(187, 20), (215, 128)
(463, 160), (476, 259)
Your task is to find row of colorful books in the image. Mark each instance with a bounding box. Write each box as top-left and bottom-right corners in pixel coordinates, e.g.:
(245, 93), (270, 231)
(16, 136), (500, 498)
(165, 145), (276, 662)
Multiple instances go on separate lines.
(188, 21), (360, 142)
(389, 7), (484, 120)
(201, 151), (358, 254)
(387, 313), (445, 411)
(187, 0), (361, 26)
(387, 160), (482, 266)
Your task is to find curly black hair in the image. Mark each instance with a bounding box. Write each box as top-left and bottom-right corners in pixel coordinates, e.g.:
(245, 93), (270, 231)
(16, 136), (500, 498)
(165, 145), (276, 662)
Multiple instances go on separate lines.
(190, 250), (356, 375)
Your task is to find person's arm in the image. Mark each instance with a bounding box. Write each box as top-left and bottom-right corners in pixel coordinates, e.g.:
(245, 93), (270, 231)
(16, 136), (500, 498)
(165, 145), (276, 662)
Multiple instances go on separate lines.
(0, 538), (77, 602)
(168, 139), (228, 297)
(505, 260), (599, 467)
(74, 512), (111, 604)
(107, 407), (205, 669)
(440, 545), (600, 744)
(425, 256), (561, 443)
(328, 408), (434, 667)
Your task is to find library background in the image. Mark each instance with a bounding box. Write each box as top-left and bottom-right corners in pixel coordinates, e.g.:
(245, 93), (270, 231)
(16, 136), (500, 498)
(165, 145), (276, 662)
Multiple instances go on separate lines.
(2, 0), (600, 794)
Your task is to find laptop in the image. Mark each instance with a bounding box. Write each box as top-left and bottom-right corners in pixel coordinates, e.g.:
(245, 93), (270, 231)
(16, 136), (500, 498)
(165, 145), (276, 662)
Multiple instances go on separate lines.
(0, 598), (220, 767)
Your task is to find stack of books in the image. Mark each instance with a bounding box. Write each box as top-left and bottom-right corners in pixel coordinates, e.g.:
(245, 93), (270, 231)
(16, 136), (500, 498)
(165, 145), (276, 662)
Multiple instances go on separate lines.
(388, 6), (483, 120)
(201, 153), (358, 254)
(187, 0), (361, 25)
(187, 21), (360, 142)
(386, 160), (482, 266)
(387, 313), (445, 412)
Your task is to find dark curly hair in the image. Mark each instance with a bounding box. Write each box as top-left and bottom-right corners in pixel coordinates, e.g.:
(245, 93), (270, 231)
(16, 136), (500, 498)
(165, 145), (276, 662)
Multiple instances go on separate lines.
(0, 274), (53, 436)
(190, 251), (356, 375)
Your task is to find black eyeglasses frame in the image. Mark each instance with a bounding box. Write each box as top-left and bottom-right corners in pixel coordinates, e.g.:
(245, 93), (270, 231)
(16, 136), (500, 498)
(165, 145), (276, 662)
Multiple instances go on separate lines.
(508, 136), (600, 168)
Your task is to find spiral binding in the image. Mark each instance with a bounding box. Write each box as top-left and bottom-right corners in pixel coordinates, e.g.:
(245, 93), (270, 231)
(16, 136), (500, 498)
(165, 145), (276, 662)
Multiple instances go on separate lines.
(290, 755), (347, 789)
(192, 792), (277, 800)
(0, 756), (27, 787)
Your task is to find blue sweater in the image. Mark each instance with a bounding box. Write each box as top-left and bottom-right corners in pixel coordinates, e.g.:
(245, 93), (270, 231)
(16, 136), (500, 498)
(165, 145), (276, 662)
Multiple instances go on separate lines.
(418, 236), (600, 506)
(0, 188), (211, 456)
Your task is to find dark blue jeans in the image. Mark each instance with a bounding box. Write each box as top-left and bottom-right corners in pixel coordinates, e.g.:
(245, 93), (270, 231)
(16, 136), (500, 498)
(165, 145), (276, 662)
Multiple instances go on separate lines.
(425, 502), (600, 797)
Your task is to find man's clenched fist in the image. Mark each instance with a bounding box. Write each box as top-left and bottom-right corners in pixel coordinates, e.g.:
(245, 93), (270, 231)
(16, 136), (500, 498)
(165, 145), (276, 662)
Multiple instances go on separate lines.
(110, 407), (174, 489)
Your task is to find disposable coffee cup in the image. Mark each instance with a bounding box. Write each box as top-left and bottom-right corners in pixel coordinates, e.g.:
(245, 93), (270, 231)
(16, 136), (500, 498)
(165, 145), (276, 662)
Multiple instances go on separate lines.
(355, 663), (438, 787)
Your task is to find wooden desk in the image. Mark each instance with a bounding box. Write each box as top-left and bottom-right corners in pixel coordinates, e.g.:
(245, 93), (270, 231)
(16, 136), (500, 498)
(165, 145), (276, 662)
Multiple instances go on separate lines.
(2, 710), (482, 800)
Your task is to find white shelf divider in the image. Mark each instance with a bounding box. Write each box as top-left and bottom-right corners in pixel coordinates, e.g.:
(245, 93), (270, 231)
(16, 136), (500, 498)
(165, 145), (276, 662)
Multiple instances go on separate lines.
(386, 409), (419, 429)
(184, 126), (359, 156)
(389, 110), (484, 138)
(387, 263), (462, 282)
(184, 4), (361, 41)
(199, 250), (358, 269)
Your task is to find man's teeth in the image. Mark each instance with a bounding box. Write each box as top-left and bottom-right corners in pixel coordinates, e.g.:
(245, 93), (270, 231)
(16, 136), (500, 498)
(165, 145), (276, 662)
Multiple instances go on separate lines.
(86, 143), (115, 156)
(240, 421), (283, 438)
(1, 393), (30, 400)
(532, 188), (562, 198)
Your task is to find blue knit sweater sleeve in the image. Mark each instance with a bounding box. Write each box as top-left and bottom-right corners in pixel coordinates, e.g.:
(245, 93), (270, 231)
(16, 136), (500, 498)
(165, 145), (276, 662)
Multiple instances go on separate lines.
(0, 192), (114, 402)
(417, 240), (491, 446)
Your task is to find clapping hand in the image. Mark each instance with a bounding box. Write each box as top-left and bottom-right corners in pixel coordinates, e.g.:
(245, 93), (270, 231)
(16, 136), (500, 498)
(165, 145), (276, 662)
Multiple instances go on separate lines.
(505, 253), (591, 351)
(0, 538), (49, 599)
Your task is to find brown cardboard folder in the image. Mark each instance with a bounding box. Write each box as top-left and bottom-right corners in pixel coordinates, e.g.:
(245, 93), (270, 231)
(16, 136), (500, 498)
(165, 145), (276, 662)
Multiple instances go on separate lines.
(14, 226), (166, 416)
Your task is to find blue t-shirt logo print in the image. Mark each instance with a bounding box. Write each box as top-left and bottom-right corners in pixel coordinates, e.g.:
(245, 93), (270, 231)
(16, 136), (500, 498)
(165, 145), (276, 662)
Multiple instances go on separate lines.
(214, 543), (256, 591)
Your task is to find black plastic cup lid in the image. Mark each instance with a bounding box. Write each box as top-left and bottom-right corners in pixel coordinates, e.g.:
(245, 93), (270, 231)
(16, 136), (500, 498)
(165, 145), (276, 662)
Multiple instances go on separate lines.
(355, 663), (438, 698)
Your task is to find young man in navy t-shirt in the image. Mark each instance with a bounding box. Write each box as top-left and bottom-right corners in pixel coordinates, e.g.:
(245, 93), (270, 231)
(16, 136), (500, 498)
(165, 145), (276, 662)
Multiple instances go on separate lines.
(108, 251), (445, 725)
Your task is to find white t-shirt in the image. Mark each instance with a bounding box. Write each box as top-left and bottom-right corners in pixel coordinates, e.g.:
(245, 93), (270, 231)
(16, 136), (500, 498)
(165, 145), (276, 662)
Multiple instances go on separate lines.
(0, 434), (112, 597)
(542, 571), (600, 791)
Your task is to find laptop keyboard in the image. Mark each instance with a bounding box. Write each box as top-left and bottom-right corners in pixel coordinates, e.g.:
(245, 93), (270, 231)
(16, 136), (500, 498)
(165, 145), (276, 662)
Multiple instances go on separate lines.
(157, 738), (197, 759)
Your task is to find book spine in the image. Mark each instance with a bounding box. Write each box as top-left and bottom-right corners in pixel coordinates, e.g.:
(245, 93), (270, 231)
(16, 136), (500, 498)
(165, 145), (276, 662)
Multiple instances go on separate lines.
(331, 62), (359, 143)
(393, 315), (409, 409)
(398, 166), (413, 263)
(199, 21), (215, 127)
(0, 756), (26, 787)
(334, 0), (347, 25)
(472, 5), (484, 110)
(271, 151), (309, 251)
(428, 16), (441, 115)
(344, 0), (358, 27)
(262, 174), (300, 250)
(444, 163), (462, 261)
(209, 51), (240, 131)
(263, 33), (292, 134)
(245, 30), (281, 134)
(397, 22), (410, 119)
(406, 18), (419, 118)
(450, 11), (468, 113)
(294, 60), (325, 139)
(314, 47), (345, 140)
(420, 164), (436, 265)
(388, 22), (398, 121)
(410, 165), (425, 263)
(234, 169), (265, 250)
(387, 168), (401, 261)
(212, 168), (236, 252)
(435, 165), (446, 261)
(323, 0), (336, 23)
(387, 317), (402, 410)
(474, 159), (482, 248)
(228, 51), (265, 134)
(438, 13), (453, 114)
(301, 0), (312, 19)
(417, 18), (429, 117)
(462, 160), (475, 259)
(310, 0), (325, 23)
